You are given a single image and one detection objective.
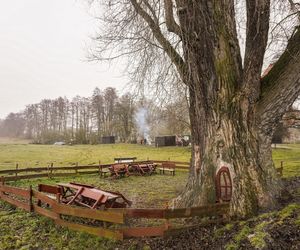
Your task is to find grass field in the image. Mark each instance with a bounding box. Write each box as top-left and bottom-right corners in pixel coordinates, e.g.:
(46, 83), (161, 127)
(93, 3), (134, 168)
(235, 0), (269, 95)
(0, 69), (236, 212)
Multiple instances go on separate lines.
(0, 139), (300, 249)
(0, 142), (190, 169)
(0, 138), (299, 177)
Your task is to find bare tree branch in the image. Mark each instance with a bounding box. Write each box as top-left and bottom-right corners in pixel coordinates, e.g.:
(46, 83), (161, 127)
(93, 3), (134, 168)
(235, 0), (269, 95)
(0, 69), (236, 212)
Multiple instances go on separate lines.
(243, 0), (271, 103)
(164, 0), (181, 36)
(129, 0), (188, 84)
(257, 28), (300, 132)
(287, 0), (300, 21)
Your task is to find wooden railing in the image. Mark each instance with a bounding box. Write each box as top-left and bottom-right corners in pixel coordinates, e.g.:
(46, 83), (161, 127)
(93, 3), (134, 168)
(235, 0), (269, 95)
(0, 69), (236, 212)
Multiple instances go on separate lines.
(0, 159), (284, 182)
(0, 160), (191, 182)
(0, 182), (229, 240)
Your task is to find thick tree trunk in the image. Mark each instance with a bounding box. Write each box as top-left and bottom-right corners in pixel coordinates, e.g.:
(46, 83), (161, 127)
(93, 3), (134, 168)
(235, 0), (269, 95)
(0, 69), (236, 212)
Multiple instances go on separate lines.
(172, 0), (281, 217)
(174, 89), (281, 217)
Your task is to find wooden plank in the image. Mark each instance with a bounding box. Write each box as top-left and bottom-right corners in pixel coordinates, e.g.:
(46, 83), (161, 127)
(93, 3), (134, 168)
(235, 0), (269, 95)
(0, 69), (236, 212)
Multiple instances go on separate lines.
(2, 174), (49, 181)
(122, 226), (165, 238)
(122, 208), (165, 219)
(54, 203), (124, 224)
(0, 167), (48, 174)
(0, 165), (106, 175)
(112, 205), (229, 219)
(0, 193), (31, 211)
(55, 219), (123, 240)
(76, 171), (99, 175)
(151, 160), (190, 165)
(50, 173), (77, 178)
(164, 203), (229, 219)
(33, 205), (59, 220)
(32, 190), (58, 207)
(38, 184), (62, 194)
(0, 185), (30, 198)
(174, 165), (190, 169)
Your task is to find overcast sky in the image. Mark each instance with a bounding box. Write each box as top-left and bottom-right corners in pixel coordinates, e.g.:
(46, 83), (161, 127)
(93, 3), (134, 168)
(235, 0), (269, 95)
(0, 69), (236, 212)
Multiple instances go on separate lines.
(0, 0), (128, 119)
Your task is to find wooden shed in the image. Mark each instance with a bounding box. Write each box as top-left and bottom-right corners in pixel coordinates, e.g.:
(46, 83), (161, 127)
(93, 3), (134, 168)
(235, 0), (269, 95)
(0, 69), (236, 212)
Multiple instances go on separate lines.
(155, 136), (176, 147)
(101, 136), (115, 144)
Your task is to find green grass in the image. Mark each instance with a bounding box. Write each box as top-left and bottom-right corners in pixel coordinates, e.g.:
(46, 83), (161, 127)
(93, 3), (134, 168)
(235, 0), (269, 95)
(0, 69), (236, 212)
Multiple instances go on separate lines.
(0, 142), (191, 169)
(0, 202), (116, 250)
(12, 172), (187, 209)
(224, 204), (300, 250)
(272, 144), (300, 177)
(0, 140), (299, 178)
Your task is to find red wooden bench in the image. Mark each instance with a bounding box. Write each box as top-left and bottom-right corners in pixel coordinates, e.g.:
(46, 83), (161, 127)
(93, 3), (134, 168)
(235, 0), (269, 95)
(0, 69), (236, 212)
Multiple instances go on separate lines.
(159, 162), (176, 176)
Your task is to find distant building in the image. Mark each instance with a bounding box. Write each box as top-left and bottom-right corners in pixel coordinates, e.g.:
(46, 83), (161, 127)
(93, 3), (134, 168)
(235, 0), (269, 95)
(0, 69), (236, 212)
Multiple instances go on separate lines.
(155, 136), (176, 147)
(101, 136), (115, 144)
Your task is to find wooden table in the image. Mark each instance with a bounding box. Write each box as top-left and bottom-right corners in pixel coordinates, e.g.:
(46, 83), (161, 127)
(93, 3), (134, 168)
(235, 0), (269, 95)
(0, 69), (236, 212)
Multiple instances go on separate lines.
(108, 164), (130, 178)
(129, 162), (157, 175)
(58, 182), (131, 209)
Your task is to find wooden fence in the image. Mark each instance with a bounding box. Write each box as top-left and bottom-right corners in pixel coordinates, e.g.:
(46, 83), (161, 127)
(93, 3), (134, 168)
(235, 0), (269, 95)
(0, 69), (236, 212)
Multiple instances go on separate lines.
(0, 160), (191, 182)
(0, 182), (229, 240)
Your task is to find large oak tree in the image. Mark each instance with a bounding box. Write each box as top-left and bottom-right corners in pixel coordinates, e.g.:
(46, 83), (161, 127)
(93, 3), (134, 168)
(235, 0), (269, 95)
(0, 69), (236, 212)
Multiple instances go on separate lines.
(92, 0), (300, 216)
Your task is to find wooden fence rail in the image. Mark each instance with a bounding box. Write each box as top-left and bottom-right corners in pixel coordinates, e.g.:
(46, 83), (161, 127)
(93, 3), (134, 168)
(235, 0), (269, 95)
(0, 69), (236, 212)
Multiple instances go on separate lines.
(0, 160), (191, 182)
(0, 182), (229, 240)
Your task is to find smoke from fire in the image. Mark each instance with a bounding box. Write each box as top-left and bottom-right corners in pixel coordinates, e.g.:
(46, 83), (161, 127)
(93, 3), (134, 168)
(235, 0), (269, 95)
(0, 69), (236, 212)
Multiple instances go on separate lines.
(134, 107), (150, 144)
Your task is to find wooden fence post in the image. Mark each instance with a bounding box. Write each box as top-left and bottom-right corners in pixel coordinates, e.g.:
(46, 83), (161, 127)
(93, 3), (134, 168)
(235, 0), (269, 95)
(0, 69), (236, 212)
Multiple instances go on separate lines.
(75, 162), (78, 174)
(98, 161), (101, 177)
(37, 184), (41, 207)
(29, 185), (33, 212)
(164, 202), (171, 231)
(47, 164), (50, 179)
(50, 163), (53, 178)
(0, 177), (3, 197)
(1, 176), (5, 186)
(15, 163), (18, 179)
(280, 161), (284, 176)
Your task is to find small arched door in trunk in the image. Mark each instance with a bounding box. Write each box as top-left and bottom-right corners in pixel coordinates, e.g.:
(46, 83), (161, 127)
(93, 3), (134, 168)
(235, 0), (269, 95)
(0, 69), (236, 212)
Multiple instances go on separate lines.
(216, 167), (232, 202)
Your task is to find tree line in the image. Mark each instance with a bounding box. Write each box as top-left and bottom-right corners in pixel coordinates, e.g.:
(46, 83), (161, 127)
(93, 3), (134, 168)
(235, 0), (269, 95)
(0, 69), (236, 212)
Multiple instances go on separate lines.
(0, 87), (190, 144)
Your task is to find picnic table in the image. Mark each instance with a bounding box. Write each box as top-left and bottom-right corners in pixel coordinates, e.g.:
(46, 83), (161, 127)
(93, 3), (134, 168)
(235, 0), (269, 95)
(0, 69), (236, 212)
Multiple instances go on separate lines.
(129, 162), (157, 175)
(108, 164), (130, 178)
(58, 182), (132, 209)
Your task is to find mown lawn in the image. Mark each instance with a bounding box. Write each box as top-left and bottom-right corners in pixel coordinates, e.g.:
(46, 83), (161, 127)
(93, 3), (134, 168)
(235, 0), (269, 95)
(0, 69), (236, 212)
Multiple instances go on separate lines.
(13, 172), (188, 209)
(0, 143), (191, 169)
(0, 140), (299, 177)
(272, 144), (300, 177)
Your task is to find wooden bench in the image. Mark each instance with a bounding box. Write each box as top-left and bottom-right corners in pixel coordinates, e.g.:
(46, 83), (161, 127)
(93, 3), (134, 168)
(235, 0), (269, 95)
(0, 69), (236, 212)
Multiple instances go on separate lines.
(99, 165), (110, 178)
(159, 162), (176, 176)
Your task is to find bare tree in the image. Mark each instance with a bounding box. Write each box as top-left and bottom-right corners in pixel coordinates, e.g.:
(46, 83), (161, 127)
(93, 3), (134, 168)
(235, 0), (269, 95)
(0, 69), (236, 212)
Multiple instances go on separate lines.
(90, 0), (300, 216)
(115, 93), (136, 142)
